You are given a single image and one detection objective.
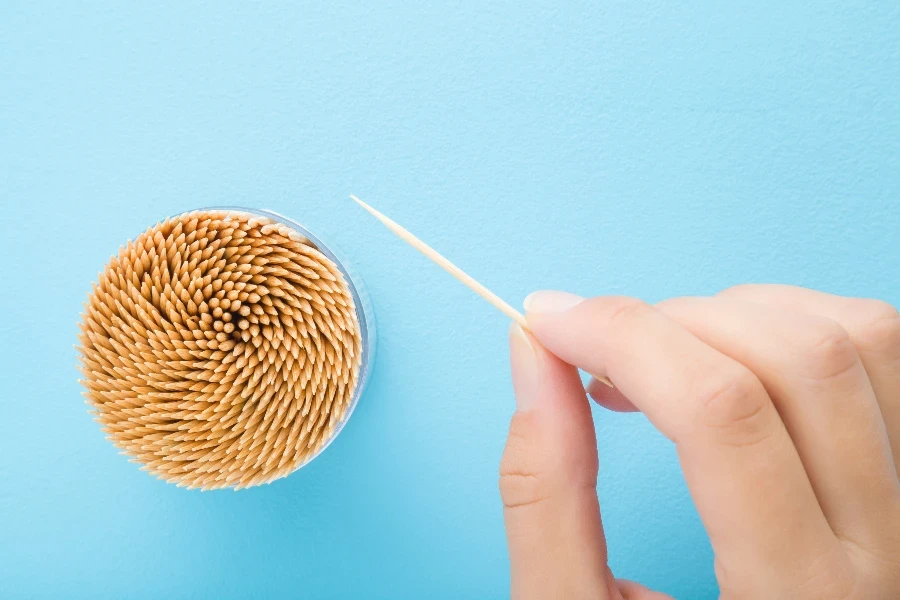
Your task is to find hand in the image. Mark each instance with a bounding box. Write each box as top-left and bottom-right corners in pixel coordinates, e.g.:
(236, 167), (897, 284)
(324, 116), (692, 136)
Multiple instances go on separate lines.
(500, 284), (900, 599)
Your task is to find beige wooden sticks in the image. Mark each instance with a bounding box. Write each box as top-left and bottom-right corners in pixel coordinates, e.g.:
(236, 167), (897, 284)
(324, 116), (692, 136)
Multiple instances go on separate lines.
(350, 195), (613, 388)
(77, 210), (363, 490)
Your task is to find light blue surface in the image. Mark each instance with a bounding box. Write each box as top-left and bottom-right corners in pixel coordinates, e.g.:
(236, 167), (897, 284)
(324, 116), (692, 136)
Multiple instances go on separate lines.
(1, 2), (898, 598)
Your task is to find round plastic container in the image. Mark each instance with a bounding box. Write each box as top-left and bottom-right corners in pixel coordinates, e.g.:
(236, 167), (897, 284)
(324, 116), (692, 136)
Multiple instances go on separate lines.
(81, 206), (377, 489)
(213, 207), (377, 470)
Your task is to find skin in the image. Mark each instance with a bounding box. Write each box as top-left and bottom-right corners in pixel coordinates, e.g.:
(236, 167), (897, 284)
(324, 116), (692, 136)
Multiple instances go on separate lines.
(501, 284), (900, 599)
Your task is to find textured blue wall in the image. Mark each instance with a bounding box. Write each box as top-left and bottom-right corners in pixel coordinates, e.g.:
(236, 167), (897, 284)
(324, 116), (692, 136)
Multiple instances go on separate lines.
(1, 2), (898, 598)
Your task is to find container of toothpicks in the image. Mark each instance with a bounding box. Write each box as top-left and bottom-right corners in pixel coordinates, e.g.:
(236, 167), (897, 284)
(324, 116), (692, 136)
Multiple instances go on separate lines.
(77, 207), (376, 490)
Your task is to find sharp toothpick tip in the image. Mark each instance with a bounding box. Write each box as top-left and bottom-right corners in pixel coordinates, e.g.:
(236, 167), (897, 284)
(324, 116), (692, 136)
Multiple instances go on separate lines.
(350, 193), (614, 389)
(350, 194), (528, 329)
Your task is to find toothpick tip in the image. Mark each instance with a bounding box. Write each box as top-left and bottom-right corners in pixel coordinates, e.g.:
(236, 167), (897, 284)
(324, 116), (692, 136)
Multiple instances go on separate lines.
(349, 194), (373, 212)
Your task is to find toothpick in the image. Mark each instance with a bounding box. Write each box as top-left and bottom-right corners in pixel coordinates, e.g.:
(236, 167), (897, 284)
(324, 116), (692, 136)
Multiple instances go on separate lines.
(350, 194), (614, 388)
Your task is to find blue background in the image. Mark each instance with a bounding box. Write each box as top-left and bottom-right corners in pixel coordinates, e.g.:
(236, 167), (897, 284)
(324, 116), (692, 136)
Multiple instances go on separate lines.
(1, 2), (898, 598)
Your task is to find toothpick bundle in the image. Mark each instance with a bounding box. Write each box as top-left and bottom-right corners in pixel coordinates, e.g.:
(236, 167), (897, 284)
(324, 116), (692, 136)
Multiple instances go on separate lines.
(78, 210), (363, 490)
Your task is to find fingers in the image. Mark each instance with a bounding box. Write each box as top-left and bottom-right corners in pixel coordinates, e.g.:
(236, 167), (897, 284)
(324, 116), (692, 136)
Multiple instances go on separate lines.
(720, 284), (900, 473)
(616, 580), (675, 600)
(525, 292), (848, 594)
(657, 296), (899, 546)
(587, 378), (638, 412)
(502, 325), (620, 600)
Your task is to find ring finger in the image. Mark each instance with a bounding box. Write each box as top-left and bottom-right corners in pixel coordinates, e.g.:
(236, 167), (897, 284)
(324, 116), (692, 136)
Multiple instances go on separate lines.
(719, 284), (900, 474)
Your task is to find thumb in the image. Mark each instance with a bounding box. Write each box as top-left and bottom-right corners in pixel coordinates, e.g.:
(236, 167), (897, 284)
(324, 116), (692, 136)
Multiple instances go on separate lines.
(501, 324), (620, 600)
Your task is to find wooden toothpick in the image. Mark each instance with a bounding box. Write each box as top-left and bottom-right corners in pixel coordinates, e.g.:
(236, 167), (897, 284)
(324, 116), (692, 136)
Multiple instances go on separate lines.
(350, 194), (614, 388)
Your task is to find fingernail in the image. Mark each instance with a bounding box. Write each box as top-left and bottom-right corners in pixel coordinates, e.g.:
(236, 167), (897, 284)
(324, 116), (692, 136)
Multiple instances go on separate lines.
(509, 324), (539, 411)
(588, 373), (614, 388)
(586, 377), (615, 399)
(524, 290), (584, 314)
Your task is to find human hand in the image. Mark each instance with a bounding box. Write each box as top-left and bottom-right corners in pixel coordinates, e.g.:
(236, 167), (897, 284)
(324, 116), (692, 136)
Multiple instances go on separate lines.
(501, 284), (900, 599)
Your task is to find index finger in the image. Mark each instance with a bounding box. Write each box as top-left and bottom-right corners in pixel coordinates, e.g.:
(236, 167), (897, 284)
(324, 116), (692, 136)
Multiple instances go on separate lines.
(524, 291), (845, 593)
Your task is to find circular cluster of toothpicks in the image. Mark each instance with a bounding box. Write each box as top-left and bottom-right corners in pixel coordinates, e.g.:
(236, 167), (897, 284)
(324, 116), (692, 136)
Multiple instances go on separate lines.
(78, 210), (363, 489)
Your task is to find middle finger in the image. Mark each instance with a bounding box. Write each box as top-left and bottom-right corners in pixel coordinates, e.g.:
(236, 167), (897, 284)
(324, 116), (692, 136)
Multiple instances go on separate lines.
(658, 296), (898, 545)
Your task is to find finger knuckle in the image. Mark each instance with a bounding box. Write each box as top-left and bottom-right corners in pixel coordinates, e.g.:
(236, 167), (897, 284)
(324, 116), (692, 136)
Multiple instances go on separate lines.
(602, 296), (652, 329)
(850, 299), (900, 354)
(800, 320), (860, 382)
(498, 472), (548, 510)
(498, 413), (550, 510)
(694, 367), (773, 447)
